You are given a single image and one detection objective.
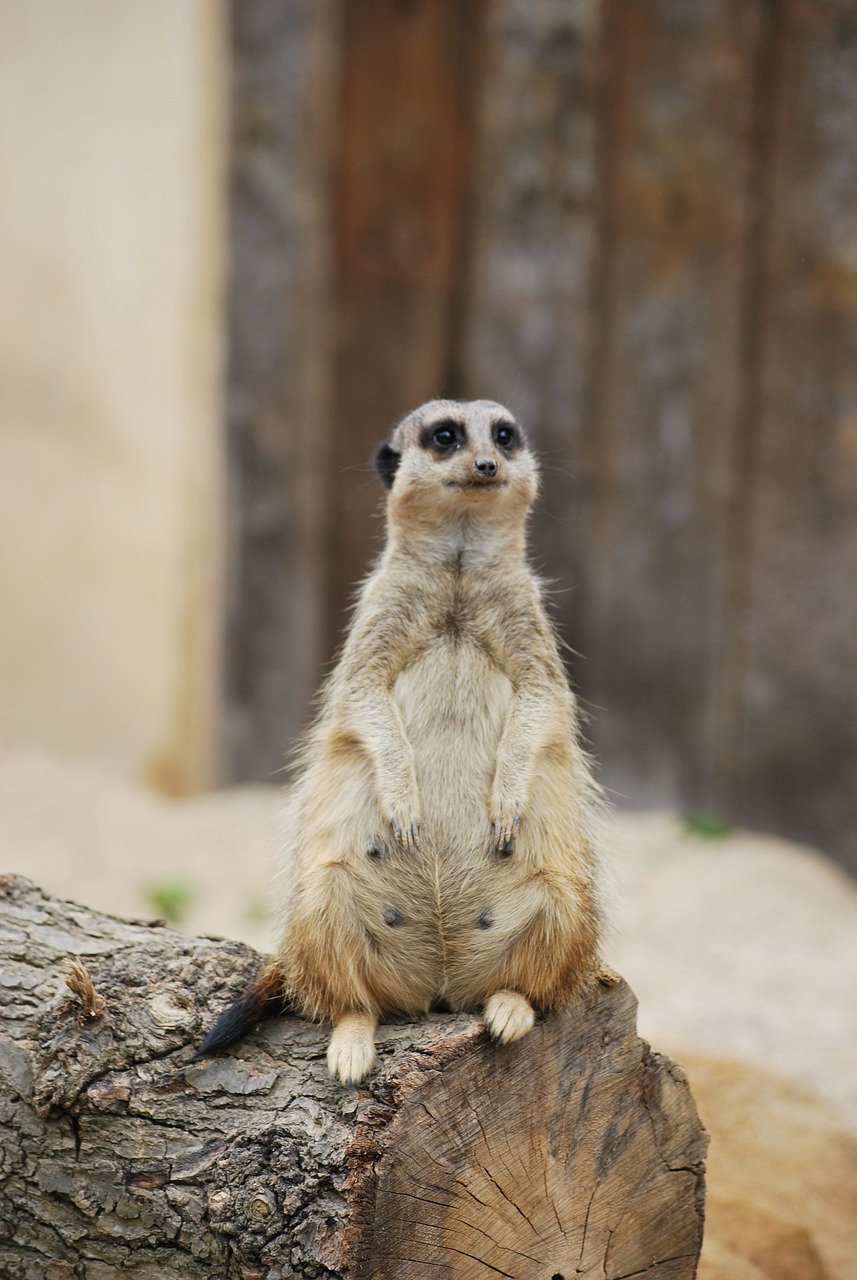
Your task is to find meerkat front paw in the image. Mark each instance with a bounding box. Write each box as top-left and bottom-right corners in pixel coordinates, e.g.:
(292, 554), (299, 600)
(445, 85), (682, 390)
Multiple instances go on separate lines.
(483, 991), (536, 1044)
(327, 1013), (378, 1086)
(376, 752), (422, 849)
(389, 810), (421, 850)
(490, 766), (527, 850)
(383, 782), (421, 849)
(491, 805), (522, 852)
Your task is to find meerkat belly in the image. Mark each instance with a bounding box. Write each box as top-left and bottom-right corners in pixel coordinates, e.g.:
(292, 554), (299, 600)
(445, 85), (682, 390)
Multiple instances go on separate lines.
(385, 637), (518, 997)
(396, 637), (510, 848)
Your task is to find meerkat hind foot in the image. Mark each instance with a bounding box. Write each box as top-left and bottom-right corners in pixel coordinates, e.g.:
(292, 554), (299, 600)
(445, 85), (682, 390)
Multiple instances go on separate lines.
(327, 1013), (378, 1086)
(483, 990), (536, 1044)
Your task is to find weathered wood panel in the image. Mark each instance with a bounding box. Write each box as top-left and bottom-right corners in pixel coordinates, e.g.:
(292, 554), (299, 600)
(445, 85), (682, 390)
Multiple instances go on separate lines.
(327, 0), (486, 640)
(578, 0), (764, 811)
(460, 0), (603, 663)
(222, 0), (338, 783)
(220, 0), (857, 868)
(738, 0), (857, 868)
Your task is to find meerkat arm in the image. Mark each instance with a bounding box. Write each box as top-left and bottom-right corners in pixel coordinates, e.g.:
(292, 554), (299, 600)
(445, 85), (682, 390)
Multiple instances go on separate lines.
(491, 684), (569, 843)
(490, 611), (574, 845)
(341, 682), (421, 846)
(327, 590), (426, 847)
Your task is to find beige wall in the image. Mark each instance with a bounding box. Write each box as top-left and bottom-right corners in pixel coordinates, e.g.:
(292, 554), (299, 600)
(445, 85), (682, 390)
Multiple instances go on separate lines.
(0, 0), (226, 793)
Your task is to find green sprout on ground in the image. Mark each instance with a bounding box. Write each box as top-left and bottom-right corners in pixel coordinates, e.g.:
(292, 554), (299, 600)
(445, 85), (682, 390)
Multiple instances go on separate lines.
(242, 892), (270, 926)
(682, 812), (734, 840)
(144, 877), (196, 926)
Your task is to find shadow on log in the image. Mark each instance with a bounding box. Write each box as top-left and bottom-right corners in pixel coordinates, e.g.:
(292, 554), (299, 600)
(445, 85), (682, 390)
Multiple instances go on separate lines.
(0, 876), (708, 1279)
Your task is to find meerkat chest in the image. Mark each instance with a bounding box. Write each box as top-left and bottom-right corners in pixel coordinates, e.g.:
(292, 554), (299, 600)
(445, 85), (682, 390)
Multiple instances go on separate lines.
(393, 626), (513, 814)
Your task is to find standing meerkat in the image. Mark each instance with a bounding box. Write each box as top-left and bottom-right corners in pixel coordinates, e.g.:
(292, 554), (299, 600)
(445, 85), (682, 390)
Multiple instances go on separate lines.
(197, 399), (604, 1085)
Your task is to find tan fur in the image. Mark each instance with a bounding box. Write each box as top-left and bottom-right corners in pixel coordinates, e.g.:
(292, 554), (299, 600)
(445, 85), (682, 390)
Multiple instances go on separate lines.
(274, 399), (603, 1084)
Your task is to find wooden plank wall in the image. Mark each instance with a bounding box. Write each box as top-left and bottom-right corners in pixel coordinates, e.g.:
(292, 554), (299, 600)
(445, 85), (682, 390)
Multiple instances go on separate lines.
(222, 0), (338, 782)
(328, 0), (484, 629)
(575, 0), (763, 813)
(224, 0), (857, 871)
(738, 0), (857, 859)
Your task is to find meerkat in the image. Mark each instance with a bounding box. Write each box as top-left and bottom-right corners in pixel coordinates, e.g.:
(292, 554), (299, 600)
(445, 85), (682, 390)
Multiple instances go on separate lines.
(196, 398), (604, 1085)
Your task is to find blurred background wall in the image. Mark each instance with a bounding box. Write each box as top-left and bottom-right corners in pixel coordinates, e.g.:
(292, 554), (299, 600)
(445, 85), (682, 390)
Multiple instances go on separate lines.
(0, 0), (226, 794)
(1, 0), (856, 872)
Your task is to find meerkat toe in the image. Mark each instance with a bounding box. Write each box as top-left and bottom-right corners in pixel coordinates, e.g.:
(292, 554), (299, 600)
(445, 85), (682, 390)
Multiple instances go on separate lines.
(327, 1015), (378, 1086)
(483, 991), (536, 1044)
(492, 813), (521, 850)
(390, 814), (420, 850)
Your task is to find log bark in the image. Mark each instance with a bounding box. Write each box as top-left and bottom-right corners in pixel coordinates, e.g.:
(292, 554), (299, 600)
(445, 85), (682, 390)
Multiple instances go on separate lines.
(0, 876), (707, 1279)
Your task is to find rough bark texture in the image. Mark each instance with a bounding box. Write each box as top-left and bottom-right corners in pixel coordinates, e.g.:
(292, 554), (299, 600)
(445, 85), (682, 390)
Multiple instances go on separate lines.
(0, 876), (708, 1279)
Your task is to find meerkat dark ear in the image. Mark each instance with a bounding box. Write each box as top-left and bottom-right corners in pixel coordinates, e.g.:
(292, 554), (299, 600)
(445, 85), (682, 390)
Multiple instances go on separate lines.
(375, 441), (401, 489)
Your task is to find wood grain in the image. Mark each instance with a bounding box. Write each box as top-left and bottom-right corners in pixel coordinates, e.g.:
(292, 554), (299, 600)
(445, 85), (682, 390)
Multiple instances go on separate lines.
(222, 0), (338, 783)
(327, 0), (485, 645)
(737, 0), (857, 866)
(578, 0), (763, 812)
(460, 0), (604, 681)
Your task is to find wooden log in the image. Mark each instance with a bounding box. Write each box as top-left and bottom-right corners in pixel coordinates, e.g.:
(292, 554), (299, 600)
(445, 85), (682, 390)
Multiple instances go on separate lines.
(0, 876), (707, 1279)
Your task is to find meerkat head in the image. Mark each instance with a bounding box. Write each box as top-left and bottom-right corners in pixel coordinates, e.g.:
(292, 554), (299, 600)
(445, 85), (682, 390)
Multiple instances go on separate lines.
(375, 400), (538, 538)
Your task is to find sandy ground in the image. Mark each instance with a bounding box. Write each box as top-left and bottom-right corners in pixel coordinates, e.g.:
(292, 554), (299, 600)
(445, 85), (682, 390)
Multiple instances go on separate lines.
(2, 747), (856, 1136)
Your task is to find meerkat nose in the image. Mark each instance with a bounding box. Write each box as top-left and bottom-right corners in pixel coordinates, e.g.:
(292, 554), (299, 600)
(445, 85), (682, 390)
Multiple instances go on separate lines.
(473, 457), (498, 478)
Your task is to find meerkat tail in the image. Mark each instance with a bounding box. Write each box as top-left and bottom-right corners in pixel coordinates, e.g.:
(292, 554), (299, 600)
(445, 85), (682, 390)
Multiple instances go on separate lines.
(192, 958), (288, 1060)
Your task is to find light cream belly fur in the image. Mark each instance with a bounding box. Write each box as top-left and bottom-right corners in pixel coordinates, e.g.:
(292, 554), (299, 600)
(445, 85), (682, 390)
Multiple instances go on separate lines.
(397, 637), (510, 857)
(283, 635), (583, 1018)
(380, 637), (530, 1006)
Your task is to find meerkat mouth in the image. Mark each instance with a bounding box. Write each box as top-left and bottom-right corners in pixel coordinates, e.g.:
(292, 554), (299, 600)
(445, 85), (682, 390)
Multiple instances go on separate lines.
(444, 478), (508, 491)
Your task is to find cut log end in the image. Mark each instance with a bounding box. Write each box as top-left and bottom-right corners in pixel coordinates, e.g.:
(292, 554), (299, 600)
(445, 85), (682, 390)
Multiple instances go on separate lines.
(0, 876), (708, 1279)
(349, 998), (708, 1279)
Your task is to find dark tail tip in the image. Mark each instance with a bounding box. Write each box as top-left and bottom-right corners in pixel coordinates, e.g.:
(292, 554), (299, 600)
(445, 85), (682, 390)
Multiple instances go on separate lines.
(192, 960), (287, 1061)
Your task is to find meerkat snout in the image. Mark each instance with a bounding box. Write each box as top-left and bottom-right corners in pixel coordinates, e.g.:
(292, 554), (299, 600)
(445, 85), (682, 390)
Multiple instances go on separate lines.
(473, 457), (498, 480)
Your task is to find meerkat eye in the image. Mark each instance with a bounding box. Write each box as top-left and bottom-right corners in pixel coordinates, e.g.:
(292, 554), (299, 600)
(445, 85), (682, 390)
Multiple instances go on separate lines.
(432, 424), (457, 449)
(493, 421), (518, 451)
(419, 419), (465, 453)
(420, 420), (461, 452)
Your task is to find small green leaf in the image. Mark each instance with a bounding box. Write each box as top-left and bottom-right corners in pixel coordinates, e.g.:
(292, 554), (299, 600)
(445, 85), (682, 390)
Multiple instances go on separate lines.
(242, 892), (270, 925)
(144, 878), (196, 925)
(682, 812), (734, 840)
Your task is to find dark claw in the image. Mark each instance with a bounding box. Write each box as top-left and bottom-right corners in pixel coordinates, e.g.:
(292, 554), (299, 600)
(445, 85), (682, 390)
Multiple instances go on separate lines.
(497, 840), (514, 858)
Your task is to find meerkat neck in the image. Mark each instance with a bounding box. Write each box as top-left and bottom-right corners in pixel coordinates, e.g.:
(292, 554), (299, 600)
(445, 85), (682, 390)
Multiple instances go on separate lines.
(385, 513), (529, 572)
